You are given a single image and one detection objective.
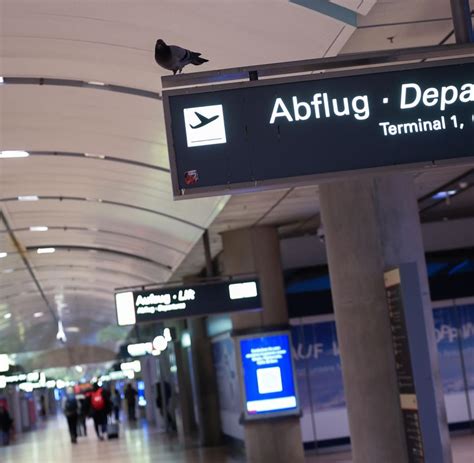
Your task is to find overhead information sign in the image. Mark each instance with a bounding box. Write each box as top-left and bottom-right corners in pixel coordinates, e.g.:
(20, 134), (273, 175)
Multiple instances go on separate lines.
(163, 59), (474, 198)
(115, 279), (260, 326)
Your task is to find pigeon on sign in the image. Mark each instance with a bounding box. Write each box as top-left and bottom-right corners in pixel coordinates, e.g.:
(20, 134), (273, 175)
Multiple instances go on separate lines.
(154, 39), (208, 75)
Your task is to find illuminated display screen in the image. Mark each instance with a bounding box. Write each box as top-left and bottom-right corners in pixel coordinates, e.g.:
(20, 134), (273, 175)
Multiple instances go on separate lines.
(239, 332), (299, 420)
(115, 279), (260, 326)
(164, 59), (474, 198)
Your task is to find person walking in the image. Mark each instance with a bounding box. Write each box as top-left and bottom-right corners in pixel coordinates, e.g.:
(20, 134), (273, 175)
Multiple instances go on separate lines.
(63, 388), (78, 444)
(76, 395), (89, 437)
(156, 381), (177, 432)
(0, 403), (13, 446)
(90, 383), (108, 440)
(112, 388), (121, 422)
(124, 383), (137, 422)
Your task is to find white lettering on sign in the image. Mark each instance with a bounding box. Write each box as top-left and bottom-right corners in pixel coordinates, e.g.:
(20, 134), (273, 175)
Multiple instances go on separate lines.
(435, 322), (474, 343)
(379, 117), (446, 136)
(135, 288), (195, 315)
(178, 289), (195, 301)
(245, 346), (287, 366)
(268, 81), (473, 139)
(136, 293), (171, 306)
(269, 94), (370, 124)
(400, 83), (474, 111)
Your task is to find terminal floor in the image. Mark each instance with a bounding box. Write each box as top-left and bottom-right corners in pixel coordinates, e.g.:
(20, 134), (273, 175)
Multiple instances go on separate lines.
(1, 417), (473, 462)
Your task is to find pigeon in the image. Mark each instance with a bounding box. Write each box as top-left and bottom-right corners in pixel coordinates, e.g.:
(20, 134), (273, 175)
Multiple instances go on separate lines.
(155, 39), (208, 75)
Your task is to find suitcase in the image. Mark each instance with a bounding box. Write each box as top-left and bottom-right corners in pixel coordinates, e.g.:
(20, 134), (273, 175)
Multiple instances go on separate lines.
(107, 421), (119, 439)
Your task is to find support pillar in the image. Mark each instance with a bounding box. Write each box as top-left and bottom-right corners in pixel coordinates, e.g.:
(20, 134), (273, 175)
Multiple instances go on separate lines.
(450, 0), (473, 43)
(188, 316), (222, 445)
(186, 232), (223, 446)
(140, 356), (160, 426)
(319, 173), (452, 462)
(167, 320), (197, 438)
(222, 226), (305, 463)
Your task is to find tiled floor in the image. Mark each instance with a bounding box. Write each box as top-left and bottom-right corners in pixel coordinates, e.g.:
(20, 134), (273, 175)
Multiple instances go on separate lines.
(1, 417), (473, 462)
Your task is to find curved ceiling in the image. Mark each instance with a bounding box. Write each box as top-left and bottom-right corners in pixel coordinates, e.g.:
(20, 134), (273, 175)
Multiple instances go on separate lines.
(0, 0), (357, 364)
(4, 0), (469, 368)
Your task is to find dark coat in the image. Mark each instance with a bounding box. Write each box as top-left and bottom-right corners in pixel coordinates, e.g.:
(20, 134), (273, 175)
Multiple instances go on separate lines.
(0, 409), (12, 433)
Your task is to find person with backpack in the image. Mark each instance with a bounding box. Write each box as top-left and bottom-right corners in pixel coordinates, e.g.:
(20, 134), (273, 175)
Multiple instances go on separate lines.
(63, 388), (78, 444)
(90, 383), (108, 440)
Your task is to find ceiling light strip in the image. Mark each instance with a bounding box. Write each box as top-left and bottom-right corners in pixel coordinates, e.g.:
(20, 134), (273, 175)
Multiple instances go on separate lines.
(1, 77), (162, 100)
(0, 226), (185, 255)
(27, 151), (170, 174)
(0, 196), (205, 230)
(0, 211), (61, 326)
(0, 264), (156, 283)
(26, 245), (172, 272)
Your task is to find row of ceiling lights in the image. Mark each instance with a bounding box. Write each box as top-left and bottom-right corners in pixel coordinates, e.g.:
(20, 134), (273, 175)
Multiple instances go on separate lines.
(1, 152), (469, 202)
(3, 311), (44, 320)
(0, 78), (107, 86)
(0, 150), (105, 160)
(0, 222), (49, 259)
(1, 248), (56, 259)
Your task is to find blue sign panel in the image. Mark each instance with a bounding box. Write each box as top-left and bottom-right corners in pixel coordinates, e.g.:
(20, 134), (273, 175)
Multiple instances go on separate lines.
(239, 332), (299, 419)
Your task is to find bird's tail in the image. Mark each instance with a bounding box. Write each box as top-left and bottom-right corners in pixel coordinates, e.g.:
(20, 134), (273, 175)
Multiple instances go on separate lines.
(190, 52), (208, 65)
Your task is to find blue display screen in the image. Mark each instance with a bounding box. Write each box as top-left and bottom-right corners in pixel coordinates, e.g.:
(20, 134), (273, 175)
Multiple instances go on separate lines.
(240, 332), (298, 416)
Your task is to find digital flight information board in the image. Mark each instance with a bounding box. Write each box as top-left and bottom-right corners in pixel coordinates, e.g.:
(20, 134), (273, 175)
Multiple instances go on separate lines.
(237, 331), (300, 420)
(163, 58), (474, 198)
(115, 279), (261, 326)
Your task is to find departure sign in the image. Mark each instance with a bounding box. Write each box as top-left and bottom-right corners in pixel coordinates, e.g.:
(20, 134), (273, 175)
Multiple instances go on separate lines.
(237, 331), (300, 420)
(163, 59), (474, 198)
(115, 279), (260, 325)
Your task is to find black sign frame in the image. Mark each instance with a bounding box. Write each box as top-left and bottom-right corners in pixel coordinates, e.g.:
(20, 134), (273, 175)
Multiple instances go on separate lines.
(163, 57), (474, 199)
(115, 278), (261, 325)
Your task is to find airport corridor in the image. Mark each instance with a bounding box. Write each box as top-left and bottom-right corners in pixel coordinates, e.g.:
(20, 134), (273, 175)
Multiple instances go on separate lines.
(1, 416), (473, 463)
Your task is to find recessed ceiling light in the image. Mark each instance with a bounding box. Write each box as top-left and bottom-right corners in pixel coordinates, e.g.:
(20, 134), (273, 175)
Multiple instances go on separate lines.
(0, 77), (4, 84)
(432, 190), (457, 200)
(37, 247), (55, 254)
(33, 312), (44, 318)
(3, 313), (11, 320)
(87, 81), (105, 86)
(18, 195), (39, 201)
(0, 252), (7, 258)
(433, 190), (457, 200)
(84, 153), (105, 159)
(66, 326), (80, 333)
(0, 150), (30, 158)
(29, 226), (48, 232)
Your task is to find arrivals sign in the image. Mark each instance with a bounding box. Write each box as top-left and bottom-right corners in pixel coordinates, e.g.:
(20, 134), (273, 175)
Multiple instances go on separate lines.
(163, 59), (474, 198)
(115, 279), (260, 326)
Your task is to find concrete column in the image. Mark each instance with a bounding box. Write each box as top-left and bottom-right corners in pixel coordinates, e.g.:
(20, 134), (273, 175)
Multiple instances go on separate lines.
(167, 320), (197, 437)
(222, 226), (305, 463)
(140, 356), (160, 426)
(11, 387), (22, 434)
(188, 316), (222, 446)
(319, 173), (451, 463)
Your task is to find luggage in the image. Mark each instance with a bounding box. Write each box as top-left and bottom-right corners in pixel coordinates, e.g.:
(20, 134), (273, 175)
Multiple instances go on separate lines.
(107, 421), (119, 439)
